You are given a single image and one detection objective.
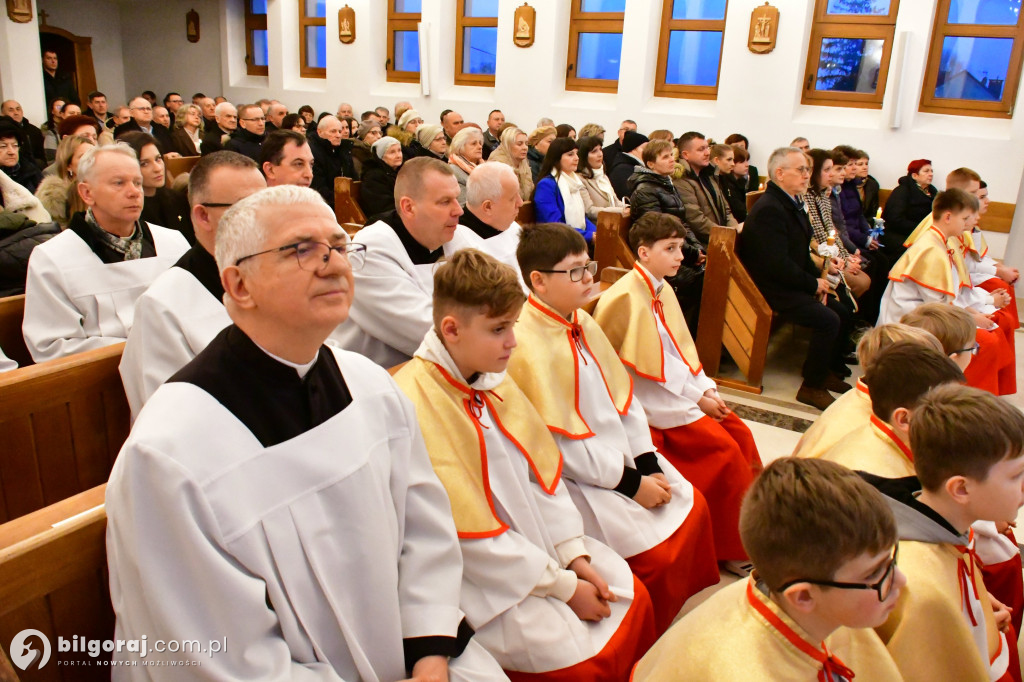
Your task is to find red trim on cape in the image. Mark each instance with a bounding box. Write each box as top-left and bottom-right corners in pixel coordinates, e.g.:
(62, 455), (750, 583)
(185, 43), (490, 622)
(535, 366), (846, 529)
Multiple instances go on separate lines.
(634, 263), (702, 376)
(869, 414), (914, 464)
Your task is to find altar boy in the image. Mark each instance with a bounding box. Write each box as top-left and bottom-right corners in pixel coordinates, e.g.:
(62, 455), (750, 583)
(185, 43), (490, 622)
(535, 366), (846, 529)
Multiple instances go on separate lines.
(396, 248), (657, 680)
(593, 212), (761, 565)
(509, 222), (720, 633)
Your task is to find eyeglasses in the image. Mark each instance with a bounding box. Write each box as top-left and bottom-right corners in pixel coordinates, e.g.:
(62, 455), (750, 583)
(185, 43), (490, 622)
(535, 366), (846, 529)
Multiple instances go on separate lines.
(536, 260), (598, 282)
(778, 545), (899, 602)
(235, 240), (367, 272)
(785, 166), (812, 175)
(199, 202), (235, 209)
(953, 343), (980, 356)
(242, 116), (266, 122)
(131, 106), (153, 112)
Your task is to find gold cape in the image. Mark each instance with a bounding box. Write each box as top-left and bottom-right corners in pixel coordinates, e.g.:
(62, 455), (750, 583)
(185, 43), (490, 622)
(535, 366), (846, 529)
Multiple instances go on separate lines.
(888, 225), (970, 297)
(794, 380), (871, 460)
(905, 214), (988, 262)
(633, 577), (903, 681)
(508, 295), (633, 439)
(395, 358), (563, 538)
(592, 264), (702, 382)
(820, 415), (915, 479)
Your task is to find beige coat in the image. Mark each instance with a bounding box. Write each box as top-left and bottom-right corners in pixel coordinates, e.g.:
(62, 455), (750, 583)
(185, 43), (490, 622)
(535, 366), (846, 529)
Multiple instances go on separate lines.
(580, 173), (626, 222)
(672, 164), (737, 244)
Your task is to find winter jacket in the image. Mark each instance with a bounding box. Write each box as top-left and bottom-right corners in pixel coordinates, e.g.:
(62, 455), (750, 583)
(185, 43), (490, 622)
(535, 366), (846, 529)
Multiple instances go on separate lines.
(533, 175), (596, 242)
(839, 180), (872, 249)
(527, 147), (544, 182)
(357, 156), (400, 223)
(671, 164), (737, 245)
(1, 160), (43, 194)
(309, 133), (356, 205)
(626, 167), (704, 264)
(609, 154), (643, 200)
(0, 215), (60, 296)
(141, 186), (195, 245)
(224, 127), (265, 162)
(881, 175), (937, 242)
(34, 174), (72, 227)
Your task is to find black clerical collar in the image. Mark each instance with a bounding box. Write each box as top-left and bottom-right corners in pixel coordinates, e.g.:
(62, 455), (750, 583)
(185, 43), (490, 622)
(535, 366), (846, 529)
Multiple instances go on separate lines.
(859, 473), (963, 537)
(169, 325), (352, 447)
(382, 210), (444, 265)
(173, 244), (224, 302)
(460, 206), (503, 240)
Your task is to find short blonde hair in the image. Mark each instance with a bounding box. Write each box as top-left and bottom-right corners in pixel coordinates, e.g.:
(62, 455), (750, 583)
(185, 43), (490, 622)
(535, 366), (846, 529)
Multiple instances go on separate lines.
(527, 126), (556, 147)
(174, 103), (204, 132)
(578, 123), (604, 139)
(54, 134), (96, 179)
(900, 303), (975, 355)
(432, 249), (525, 329)
(856, 323), (942, 371)
(648, 129), (674, 143)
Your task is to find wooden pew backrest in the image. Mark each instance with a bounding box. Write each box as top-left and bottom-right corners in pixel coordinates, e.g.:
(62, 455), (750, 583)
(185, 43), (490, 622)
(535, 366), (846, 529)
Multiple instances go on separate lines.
(334, 177), (366, 227)
(517, 201), (536, 227)
(877, 187), (1013, 233)
(0, 344), (128, 524)
(0, 295), (31, 369)
(745, 190), (764, 213)
(594, 210), (634, 279)
(164, 155), (200, 182)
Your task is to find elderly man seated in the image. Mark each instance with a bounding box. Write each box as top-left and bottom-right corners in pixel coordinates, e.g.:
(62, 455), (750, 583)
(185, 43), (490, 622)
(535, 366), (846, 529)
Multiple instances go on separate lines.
(202, 101), (238, 156)
(453, 162), (525, 278)
(22, 144), (189, 362)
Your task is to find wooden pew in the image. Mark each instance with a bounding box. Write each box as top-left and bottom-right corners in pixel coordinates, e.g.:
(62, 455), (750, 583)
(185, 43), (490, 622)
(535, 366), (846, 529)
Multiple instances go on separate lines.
(334, 177), (366, 229)
(0, 344), (128, 524)
(517, 201), (535, 227)
(695, 226), (774, 394)
(876, 187), (1014, 233)
(0, 295), (32, 369)
(745, 190), (764, 213)
(0, 484), (114, 679)
(164, 155), (200, 183)
(593, 210), (635, 278)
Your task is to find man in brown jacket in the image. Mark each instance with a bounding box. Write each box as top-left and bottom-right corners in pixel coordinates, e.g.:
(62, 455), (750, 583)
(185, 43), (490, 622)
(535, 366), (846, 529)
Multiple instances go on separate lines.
(672, 131), (738, 246)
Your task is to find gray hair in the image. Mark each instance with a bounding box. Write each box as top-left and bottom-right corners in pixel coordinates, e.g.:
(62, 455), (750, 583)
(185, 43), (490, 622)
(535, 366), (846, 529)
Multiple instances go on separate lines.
(215, 185), (334, 273)
(214, 101), (237, 118)
(449, 126), (483, 158)
(536, 117), (554, 128)
(77, 142), (138, 184)
(767, 146), (806, 180)
(128, 96), (149, 110)
(466, 162), (516, 207)
(317, 115), (341, 134)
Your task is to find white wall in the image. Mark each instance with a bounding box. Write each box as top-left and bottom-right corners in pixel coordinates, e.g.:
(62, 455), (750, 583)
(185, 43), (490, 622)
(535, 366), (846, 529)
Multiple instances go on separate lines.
(0, 0), (46, 122)
(37, 0), (127, 105)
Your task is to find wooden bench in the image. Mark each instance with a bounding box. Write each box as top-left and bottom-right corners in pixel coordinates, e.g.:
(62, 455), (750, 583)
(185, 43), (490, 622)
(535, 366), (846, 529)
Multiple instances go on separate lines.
(0, 343), (129, 524)
(593, 210), (635, 278)
(517, 201), (535, 227)
(164, 155), (200, 183)
(0, 484), (114, 679)
(334, 177), (366, 230)
(876, 187), (1014, 233)
(0, 295), (31, 369)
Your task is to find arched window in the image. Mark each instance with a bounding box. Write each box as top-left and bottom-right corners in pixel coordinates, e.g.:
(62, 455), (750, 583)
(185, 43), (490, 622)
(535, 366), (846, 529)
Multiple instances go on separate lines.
(300, 0), (327, 79)
(566, 0), (626, 93)
(456, 0), (499, 86)
(388, 0), (422, 83)
(654, 0), (729, 99)
(245, 0), (268, 77)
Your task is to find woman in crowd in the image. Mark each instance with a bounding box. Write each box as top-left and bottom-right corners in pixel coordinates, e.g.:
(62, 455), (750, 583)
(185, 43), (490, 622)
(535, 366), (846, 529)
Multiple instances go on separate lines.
(628, 139), (690, 223)
(856, 151), (880, 222)
(835, 147), (874, 252)
(120, 132), (194, 244)
(717, 144), (748, 222)
(351, 121), (382, 176)
(533, 137), (595, 243)
(40, 98), (66, 163)
(881, 158), (937, 261)
(34, 134), (94, 227)
(358, 136), (403, 222)
(170, 103), (204, 157)
(57, 115), (101, 146)
(409, 124), (446, 160)
(341, 117), (359, 139)
(487, 126), (533, 202)
(392, 109), (423, 160)
(724, 132), (759, 193)
(280, 113), (307, 134)
(578, 122), (605, 143)
(298, 105), (315, 125)
(448, 127), (483, 204)
(576, 135), (627, 222)
(555, 123), (576, 140)
(526, 125), (556, 181)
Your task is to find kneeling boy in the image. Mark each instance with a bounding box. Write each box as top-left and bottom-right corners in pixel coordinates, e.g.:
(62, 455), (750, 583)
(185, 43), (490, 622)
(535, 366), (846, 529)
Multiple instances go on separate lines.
(395, 249), (657, 680)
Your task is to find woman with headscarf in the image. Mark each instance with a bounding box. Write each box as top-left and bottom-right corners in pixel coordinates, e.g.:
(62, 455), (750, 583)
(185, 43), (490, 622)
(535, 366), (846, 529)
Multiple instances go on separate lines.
(358, 136), (404, 222)
(352, 120), (382, 176)
(409, 124), (447, 161)
(487, 126), (534, 202)
(448, 127), (483, 204)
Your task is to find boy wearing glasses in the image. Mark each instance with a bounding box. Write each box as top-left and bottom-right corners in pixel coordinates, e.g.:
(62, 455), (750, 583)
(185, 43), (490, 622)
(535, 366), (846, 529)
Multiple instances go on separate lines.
(900, 302), (979, 374)
(819, 342), (963, 478)
(634, 457), (905, 681)
(395, 249), (658, 679)
(508, 222), (720, 634)
(593, 213), (762, 572)
(868, 384), (1024, 682)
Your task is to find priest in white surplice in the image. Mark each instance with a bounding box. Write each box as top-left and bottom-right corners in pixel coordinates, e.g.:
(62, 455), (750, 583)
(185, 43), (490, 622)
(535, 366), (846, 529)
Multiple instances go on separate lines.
(106, 186), (507, 681)
(450, 162), (525, 284)
(331, 157), (479, 367)
(119, 151), (267, 419)
(22, 144), (189, 362)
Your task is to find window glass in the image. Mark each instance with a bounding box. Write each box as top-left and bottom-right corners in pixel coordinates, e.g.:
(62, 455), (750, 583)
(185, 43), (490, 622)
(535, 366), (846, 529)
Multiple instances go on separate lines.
(395, 0), (422, 13)
(934, 35), (1013, 100)
(305, 0), (326, 18)
(465, 0), (500, 17)
(576, 32), (623, 80)
(672, 0), (727, 20)
(253, 30), (269, 66)
(252, 0), (267, 14)
(814, 37), (884, 92)
(665, 30), (723, 86)
(825, 0), (891, 15)
(306, 26), (326, 68)
(395, 30), (421, 72)
(947, 0), (1020, 25)
(463, 27), (498, 74)
(581, 0), (627, 12)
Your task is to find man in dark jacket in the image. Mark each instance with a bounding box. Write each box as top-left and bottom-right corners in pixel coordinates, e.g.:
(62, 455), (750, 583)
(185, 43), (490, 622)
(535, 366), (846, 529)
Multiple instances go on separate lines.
(115, 97), (174, 153)
(602, 119), (636, 172)
(42, 50), (78, 108)
(673, 131), (738, 246)
(308, 115), (355, 205)
(609, 130), (648, 199)
(224, 104), (266, 162)
(737, 147), (854, 411)
(0, 100), (46, 169)
(202, 102), (238, 156)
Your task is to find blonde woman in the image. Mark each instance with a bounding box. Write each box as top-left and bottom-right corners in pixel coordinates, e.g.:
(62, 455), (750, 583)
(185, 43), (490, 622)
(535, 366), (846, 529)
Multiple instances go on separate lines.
(448, 127), (483, 204)
(487, 126), (534, 202)
(34, 134), (94, 227)
(526, 125), (556, 181)
(576, 135), (627, 222)
(170, 103), (204, 156)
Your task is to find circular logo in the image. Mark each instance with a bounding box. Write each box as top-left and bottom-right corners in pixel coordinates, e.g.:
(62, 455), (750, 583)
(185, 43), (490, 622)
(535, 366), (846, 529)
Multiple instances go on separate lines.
(10, 629), (51, 670)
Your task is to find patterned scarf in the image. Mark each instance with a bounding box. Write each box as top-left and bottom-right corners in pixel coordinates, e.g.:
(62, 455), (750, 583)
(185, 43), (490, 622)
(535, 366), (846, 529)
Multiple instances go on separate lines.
(449, 153), (477, 176)
(85, 207), (144, 260)
(804, 187), (849, 259)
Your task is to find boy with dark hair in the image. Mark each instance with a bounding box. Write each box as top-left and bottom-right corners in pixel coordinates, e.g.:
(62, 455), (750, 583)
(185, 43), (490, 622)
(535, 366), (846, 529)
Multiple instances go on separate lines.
(396, 248), (657, 680)
(594, 212), (761, 570)
(869, 384), (1024, 682)
(634, 457), (905, 680)
(509, 222), (720, 633)
(820, 342), (964, 477)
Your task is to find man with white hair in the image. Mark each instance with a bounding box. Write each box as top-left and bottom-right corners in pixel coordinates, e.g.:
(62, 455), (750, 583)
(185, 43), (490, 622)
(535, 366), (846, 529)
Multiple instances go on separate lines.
(310, 115), (354, 205)
(115, 96), (174, 152)
(106, 184), (507, 681)
(265, 102), (288, 132)
(454, 162), (525, 277)
(119, 151), (266, 418)
(22, 144), (189, 362)
(332, 157), (478, 367)
(336, 102), (354, 120)
(202, 101), (238, 156)
(199, 96), (217, 128)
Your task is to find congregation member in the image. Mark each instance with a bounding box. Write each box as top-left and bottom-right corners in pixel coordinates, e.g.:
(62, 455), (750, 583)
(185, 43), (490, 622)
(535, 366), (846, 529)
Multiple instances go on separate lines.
(634, 457), (906, 681)
(260, 130), (314, 188)
(855, 151), (881, 222)
(201, 102), (237, 156)
(608, 130), (648, 199)
(723, 133), (760, 193)
(351, 119), (382, 175)
(448, 127), (484, 203)
(40, 98), (66, 163)
(151, 105), (172, 131)
(0, 122), (43, 194)
(309, 114), (355, 205)
(396, 249), (658, 679)
(0, 165), (56, 297)
(162, 92), (184, 117)
(120, 132), (194, 244)
(225, 103), (266, 162)
(22, 144), (189, 362)
(392, 108), (424, 156)
(533, 138), (594, 243)
(673, 132), (738, 245)
(835, 148), (876, 253)
(555, 123), (576, 140)
(441, 109), (465, 144)
(739, 146), (854, 410)
(509, 223), (721, 633)
(115, 97), (173, 152)
(576, 135), (627, 223)
(602, 119), (637, 171)
(526, 125), (556, 181)
(264, 101), (288, 132)
(335, 101), (354, 120)
(487, 126), (533, 201)
(85, 91), (111, 129)
(578, 123), (605, 142)
(120, 152), (266, 418)
(454, 162), (524, 276)
(169, 103), (204, 157)
(1, 99), (46, 168)
(58, 114), (101, 146)
(106, 185), (507, 680)
(869, 384), (1024, 682)
(280, 113), (307, 134)
(594, 212), (762, 571)
(709, 144), (744, 225)
(790, 136), (810, 152)
(374, 105), (390, 126)
(357, 136), (403, 221)
(721, 144), (750, 221)
(199, 96), (216, 129)
(410, 124), (447, 160)
(482, 108), (504, 157)
(334, 157), (476, 367)
(42, 49), (78, 108)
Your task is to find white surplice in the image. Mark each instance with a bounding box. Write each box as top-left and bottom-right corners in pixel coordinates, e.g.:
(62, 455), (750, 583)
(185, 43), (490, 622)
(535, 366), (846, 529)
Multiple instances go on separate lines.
(449, 221), (525, 283)
(0, 346), (16, 372)
(106, 346), (506, 681)
(330, 219), (475, 368)
(22, 225), (188, 362)
(119, 266), (230, 420)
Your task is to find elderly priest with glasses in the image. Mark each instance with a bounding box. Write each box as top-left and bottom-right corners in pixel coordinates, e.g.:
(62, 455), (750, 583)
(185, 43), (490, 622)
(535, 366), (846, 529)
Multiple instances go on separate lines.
(105, 185), (508, 681)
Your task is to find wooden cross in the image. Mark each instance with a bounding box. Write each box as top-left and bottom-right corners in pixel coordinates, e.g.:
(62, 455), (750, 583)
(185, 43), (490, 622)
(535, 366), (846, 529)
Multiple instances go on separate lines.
(38, 9), (49, 25)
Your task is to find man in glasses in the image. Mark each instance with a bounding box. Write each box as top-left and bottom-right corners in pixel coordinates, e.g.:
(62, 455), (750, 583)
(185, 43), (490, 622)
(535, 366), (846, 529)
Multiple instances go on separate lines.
(120, 151), (266, 418)
(635, 457), (905, 680)
(106, 184), (505, 680)
(738, 146), (856, 411)
(332, 157), (477, 367)
(115, 96), (174, 153)
(225, 103), (266, 162)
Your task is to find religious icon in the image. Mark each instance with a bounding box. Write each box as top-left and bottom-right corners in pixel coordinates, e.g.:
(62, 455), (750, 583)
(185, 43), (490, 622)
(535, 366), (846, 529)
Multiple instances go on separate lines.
(7, 0), (33, 24)
(339, 5), (356, 44)
(753, 15), (771, 42)
(747, 3), (779, 55)
(186, 9), (200, 43)
(513, 3), (535, 48)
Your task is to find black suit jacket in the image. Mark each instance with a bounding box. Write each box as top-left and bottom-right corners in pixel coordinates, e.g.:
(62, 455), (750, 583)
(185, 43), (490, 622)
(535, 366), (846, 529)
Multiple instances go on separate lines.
(737, 181), (820, 311)
(114, 120), (174, 154)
